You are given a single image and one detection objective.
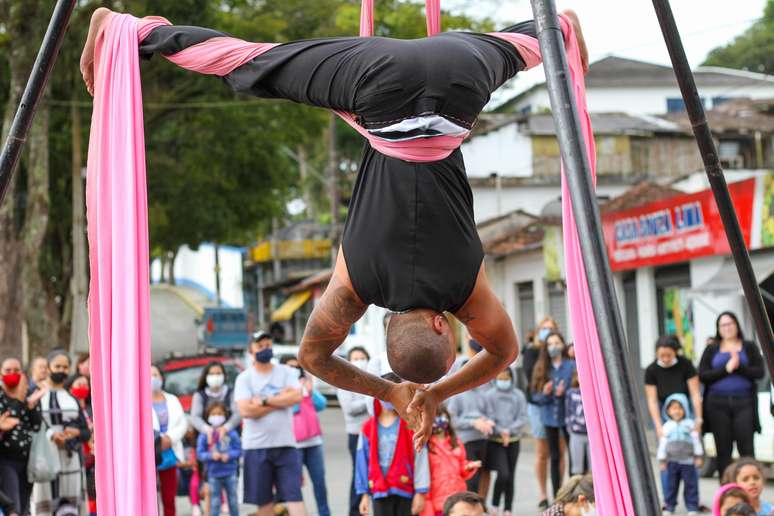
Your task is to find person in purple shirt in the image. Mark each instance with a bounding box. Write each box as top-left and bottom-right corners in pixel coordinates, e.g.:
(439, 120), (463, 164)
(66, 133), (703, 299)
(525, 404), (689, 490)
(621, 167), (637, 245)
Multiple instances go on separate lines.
(698, 311), (764, 481)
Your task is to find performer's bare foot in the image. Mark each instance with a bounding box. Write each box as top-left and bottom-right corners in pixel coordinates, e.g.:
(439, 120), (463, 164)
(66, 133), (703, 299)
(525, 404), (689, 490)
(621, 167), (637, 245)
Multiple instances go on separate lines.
(562, 9), (589, 73)
(80, 7), (113, 96)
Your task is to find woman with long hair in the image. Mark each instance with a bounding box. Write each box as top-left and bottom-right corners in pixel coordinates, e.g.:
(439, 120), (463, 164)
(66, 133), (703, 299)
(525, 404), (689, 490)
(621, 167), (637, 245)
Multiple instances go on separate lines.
(699, 312), (764, 480)
(531, 331), (575, 499)
(523, 316), (559, 509)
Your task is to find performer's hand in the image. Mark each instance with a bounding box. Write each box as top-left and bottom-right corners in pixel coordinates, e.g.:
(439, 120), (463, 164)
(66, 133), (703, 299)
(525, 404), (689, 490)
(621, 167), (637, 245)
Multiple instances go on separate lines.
(80, 7), (113, 96)
(386, 382), (422, 430)
(407, 386), (442, 451)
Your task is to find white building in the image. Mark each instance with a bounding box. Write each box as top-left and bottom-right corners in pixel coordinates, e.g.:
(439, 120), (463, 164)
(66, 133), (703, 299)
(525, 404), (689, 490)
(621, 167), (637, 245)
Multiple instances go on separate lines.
(499, 56), (774, 116)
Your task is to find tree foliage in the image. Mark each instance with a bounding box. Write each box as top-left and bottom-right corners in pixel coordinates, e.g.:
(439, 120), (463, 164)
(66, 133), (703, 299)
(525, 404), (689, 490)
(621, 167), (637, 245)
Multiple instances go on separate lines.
(703, 0), (774, 73)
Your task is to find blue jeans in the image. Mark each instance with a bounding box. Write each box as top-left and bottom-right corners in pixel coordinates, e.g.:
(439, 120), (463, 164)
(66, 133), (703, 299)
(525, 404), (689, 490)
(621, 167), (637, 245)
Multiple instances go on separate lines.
(348, 433), (360, 516)
(209, 474), (239, 516)
(298, 445), (331, 516)
(664, 462), (699, 512)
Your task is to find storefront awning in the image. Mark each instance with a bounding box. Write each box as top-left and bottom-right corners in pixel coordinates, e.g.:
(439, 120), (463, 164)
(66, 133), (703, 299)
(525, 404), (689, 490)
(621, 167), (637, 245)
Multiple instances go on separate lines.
(271, 291), (311, 322)
(689, 251), (774, 294)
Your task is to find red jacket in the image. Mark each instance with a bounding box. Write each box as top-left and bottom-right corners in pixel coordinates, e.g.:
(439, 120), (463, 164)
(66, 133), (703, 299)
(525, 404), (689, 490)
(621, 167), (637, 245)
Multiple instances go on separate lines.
(421, 434), (476, 515)
(361, 402), (415, 496)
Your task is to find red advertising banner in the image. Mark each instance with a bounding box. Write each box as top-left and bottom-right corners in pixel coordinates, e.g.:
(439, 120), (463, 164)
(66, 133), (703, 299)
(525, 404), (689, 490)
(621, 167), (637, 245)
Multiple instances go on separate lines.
(602, 179), (756, 271)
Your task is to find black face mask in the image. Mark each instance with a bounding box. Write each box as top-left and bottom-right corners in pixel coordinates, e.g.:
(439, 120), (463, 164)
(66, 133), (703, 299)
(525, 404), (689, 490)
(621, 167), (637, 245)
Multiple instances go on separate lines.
(49, 371), (68, 384)
(293, 366), (305, 378)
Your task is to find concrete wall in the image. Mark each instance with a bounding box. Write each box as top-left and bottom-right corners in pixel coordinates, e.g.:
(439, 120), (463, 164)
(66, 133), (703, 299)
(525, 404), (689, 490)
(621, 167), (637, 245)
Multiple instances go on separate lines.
(462, 124), (533, 178)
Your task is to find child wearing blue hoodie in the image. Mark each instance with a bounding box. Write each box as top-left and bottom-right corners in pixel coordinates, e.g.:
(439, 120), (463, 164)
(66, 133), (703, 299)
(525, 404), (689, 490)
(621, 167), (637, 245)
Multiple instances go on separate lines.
(657, 393), (703, 516)
(196, 401), (242, 516)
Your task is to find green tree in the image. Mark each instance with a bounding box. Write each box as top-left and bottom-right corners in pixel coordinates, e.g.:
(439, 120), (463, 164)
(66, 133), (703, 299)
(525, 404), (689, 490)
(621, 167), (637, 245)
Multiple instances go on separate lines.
(704, 1), (774, 73)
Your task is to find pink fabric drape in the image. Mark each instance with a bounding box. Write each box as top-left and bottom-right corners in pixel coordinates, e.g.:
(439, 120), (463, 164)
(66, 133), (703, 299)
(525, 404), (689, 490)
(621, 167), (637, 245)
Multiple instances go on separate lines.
(86, 13), (158, 516)
(555, 17), (635, 516)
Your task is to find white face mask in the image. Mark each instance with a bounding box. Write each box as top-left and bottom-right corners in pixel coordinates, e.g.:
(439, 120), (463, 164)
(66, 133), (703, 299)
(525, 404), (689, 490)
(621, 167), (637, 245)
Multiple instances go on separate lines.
(208, 415), (226, 427)
(206, 374), (225, 389)
(352, 359), (368, 370)
(580, 504), (596, 516)
(151, 377), (163, 393)
(657, 358), (677, 368)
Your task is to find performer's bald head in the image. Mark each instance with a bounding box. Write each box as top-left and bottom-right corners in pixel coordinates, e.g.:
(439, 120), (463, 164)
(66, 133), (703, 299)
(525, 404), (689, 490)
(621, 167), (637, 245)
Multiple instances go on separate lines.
(386, 309), (456, 384)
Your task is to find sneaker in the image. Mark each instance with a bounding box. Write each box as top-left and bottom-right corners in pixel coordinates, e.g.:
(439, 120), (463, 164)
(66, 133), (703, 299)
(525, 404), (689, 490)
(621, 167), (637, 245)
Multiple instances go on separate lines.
(687, 512), (698, 516)
(191, 506), (202, 516)
(538, 499), (549, 510)
(662, 510), (675, 515)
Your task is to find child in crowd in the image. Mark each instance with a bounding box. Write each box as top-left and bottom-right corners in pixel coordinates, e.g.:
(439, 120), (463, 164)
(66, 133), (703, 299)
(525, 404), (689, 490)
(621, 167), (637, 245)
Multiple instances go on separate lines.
(657, 393), (703, 516)
(179, 428), (203, 516)
(421, 405), (481, 516)
(564, 370), (588, 476)
(721, 458), (774, 516)
(196, 402), (242, 516)
(484, 368), (528, 516)
(356, 373), (429, 516)
(713, 484), (752, 516)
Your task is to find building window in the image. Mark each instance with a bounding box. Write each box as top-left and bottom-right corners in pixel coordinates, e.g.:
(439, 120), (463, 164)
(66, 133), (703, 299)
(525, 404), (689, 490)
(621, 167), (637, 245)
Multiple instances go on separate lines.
(516, 281), (535, 339)
(666, 97), (706, 113)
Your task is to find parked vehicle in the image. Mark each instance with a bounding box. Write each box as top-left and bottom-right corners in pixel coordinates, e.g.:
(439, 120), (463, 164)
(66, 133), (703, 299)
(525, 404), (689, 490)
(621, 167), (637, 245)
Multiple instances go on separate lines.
(197, 307), (250, 350)
(158, 352), (244, 412)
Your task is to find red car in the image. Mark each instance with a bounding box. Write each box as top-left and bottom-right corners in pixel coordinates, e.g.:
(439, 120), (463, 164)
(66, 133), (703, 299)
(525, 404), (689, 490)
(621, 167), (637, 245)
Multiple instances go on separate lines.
(158, 353), (245, 412)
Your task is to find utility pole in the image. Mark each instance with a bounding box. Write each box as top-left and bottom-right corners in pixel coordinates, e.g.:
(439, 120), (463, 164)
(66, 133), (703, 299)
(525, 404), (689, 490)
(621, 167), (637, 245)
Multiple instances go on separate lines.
(69, 100), (88, 354)
(214, 243), (222, 307)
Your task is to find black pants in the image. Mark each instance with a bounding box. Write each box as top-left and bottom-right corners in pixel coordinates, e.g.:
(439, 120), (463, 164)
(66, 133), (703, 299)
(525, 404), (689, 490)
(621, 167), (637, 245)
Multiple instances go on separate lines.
(0, 456), (32, 516)
(486, 440), (521, 511)
(706, 394), (756, 479)
(373, 495), (412, 516)
(348, 433), (360, 516)
(545, 426), (567, 497)
(463, 439), (488, 492)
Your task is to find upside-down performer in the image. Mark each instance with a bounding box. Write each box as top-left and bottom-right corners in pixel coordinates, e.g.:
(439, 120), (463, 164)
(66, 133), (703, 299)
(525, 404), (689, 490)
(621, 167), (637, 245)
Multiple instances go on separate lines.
(80, 3), (634, 515)
(82, 3), (587, 438)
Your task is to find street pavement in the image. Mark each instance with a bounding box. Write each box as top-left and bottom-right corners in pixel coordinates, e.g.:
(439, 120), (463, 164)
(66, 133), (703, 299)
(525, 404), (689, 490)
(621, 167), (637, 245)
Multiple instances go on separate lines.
(175, 407), (774, 515)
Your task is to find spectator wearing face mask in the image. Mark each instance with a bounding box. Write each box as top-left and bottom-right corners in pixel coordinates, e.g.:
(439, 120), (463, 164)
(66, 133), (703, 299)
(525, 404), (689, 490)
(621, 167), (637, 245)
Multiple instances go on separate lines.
(644, 335), (702, 499)
(542, 474), (596, 516)
(0, 357), (44, 516)
(483, 367), (528, 516)
(33, 350), (91, 516)
(189, 362), (241, 443)
(234, 332), (304, 515)
(337, 346), (372, 516)
(66, 374), (96, 516)
(523, 316), (559, 510)
(151, 364), (188, 516)
(196, 402), (242, 516)
(281, 355), (331, 516)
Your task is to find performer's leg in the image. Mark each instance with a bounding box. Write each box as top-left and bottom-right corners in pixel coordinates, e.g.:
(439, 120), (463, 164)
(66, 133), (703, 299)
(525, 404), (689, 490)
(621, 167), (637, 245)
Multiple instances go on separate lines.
(139, 25), (365, 112)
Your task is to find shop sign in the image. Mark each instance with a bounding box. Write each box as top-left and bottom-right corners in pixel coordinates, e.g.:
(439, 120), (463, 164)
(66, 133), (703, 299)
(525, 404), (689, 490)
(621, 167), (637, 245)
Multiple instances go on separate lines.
(602, 179), (755, 271)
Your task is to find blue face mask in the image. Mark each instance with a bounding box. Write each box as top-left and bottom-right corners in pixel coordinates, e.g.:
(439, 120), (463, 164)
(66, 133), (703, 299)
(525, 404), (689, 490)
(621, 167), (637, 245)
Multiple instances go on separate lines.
(538, 328), (551, 342)
(151, 377), (163, 392)
(496, 379), (511, 391)
(255, 348), (273, 364)
(381, 401), (394, 411)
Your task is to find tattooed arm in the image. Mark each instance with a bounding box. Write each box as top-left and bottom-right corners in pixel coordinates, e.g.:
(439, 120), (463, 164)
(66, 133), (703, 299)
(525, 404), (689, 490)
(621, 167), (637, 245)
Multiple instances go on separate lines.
(299, 248), (420, 424)
(407, 262), (519, 447)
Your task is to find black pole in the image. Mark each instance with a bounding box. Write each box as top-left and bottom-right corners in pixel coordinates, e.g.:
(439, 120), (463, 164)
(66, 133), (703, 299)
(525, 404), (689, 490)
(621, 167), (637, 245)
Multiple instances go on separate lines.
(530, 1), (661, 514)
(0, 0), (77, 207)
(652, 0), (774, 378)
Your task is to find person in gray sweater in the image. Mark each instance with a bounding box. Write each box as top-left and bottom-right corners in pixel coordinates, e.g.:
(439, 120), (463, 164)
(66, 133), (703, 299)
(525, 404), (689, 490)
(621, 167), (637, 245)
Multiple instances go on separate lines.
(336, 346), (372, 516)
(484, 367), (528, 515)
(189, 362), (241, 438)
(447, 349), (495, 495)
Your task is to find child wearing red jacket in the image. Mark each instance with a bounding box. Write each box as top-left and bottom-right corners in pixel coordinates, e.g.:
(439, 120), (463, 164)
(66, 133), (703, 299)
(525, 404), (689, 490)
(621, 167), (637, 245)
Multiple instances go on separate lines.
(421, 405), (481, 516)
(356, 373), (429, 516)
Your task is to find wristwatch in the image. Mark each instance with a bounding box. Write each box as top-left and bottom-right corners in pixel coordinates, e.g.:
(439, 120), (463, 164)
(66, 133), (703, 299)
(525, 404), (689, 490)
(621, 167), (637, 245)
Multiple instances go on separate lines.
(261, 397), (268, 407)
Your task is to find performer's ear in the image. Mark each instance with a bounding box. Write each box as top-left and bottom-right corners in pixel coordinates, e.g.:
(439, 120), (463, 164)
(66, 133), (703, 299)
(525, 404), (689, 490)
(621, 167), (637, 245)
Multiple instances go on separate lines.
(431, 313), (448, 334)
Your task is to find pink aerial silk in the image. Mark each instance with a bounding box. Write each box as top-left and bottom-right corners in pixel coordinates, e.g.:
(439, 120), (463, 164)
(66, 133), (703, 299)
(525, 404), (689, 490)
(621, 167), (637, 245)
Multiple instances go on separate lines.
(554, 17), (636, 516)
(86, 13), (157, 516)
(87, 5), (633, 515)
